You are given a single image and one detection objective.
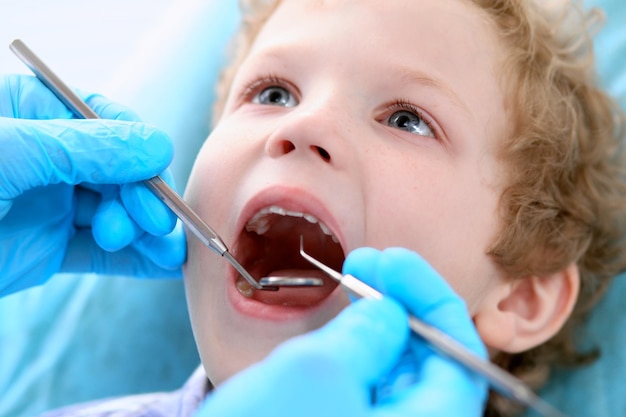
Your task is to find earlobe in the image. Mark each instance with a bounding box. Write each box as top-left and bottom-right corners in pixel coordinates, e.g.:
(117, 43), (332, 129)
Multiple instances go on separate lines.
(474, 263), (580, 354)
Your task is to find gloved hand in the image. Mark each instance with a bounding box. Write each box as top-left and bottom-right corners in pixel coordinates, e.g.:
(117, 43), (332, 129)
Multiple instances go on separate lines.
(0, 74), (186, 296)
(196, 247), (488, 417)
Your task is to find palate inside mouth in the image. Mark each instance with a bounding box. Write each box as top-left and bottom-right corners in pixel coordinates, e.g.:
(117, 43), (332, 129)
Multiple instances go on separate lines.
(235, 214), (344, 306)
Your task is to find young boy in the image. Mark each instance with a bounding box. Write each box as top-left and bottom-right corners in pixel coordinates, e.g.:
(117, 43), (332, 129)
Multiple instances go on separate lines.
(39, 0), (626, 416)
(182, 0), (626, 415)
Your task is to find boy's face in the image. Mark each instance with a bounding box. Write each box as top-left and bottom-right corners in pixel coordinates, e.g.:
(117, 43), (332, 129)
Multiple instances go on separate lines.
(184, 0), (508, 385)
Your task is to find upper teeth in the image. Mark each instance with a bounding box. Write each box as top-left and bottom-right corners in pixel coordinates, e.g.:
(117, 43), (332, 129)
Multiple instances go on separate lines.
(246, 205), (338, 243)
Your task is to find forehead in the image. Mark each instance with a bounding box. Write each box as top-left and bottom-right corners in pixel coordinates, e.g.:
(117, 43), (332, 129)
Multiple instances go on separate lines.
(245, 0), (508, 146)
(252, 0), (500, 58)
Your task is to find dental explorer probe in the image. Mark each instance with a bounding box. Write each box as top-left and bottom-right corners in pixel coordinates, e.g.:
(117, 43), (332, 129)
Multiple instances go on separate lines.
(297, 238), (568, 417)
(9, 39), (322, 291)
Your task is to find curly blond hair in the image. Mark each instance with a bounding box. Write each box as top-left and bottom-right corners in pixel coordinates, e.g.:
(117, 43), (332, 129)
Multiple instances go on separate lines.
(211, 1), (626, 415)
(473, 1), (626, 414)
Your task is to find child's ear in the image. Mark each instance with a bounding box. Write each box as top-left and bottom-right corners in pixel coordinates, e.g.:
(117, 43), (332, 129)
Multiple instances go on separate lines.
(473, 263), (579, 353)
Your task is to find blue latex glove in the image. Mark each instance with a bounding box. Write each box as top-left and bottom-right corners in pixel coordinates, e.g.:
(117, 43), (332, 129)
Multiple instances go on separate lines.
(196, 247), (488, 417)
(0, 74), (186, 296)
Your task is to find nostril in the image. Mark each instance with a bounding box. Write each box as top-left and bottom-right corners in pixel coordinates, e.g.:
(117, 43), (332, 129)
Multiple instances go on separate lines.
(280, 141), (296, 154)
(312, 146), (331, 162)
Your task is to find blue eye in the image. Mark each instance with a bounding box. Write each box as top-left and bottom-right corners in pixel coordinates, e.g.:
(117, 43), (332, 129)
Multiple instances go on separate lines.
(253, 86), (297, 107)
(388, 110), (435, 138)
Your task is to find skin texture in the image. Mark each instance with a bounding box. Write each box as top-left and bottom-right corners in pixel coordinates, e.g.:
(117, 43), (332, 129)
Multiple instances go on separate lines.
(183, 0), (540, 387)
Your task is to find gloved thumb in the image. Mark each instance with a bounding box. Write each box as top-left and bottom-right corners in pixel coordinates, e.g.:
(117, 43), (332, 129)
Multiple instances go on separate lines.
(344, 247), (487, 358)
(271, 297), (409, 389)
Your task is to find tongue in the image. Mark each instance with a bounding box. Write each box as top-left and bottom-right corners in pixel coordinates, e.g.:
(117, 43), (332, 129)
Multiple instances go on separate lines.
(248, 269), (338, 307)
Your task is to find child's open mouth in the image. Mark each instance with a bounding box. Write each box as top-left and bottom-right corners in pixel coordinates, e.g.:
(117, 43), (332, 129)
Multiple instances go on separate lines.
(233, 205), (344, 307)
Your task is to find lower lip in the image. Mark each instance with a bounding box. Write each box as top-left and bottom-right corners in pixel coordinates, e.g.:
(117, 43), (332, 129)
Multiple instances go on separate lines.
(227, 273), (344, 322)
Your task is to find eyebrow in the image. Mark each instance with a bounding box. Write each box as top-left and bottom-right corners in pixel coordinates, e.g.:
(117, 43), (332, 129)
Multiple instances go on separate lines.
(397, 67), (470, 115)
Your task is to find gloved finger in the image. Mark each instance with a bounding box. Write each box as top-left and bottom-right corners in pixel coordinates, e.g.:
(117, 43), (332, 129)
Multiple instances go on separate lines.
(377, 350), (488, 416)
(342, 246), (382, 286)
(375, 360), (488, 417)
(132, 220), (187, 272)
(79, 89), (142, 122)
(272, 297), (409, 388)
(0, 200), (12, 219)
(92, 187), (142, 251)
(0, 117), (173, 199)
(342, 247), (430, 370)
(0, 184), (74, 295)
(120, 170), (178, 236)
(61, 229), (182, 278)
(378, 248), (486, 358)
(344, 247), (486, 359)
(0, 74), (73, 119)
(0, 74), (142, 123)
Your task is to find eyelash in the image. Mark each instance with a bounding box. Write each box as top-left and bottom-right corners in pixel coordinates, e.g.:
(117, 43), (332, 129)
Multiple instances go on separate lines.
(240, 76), (439, 139)
(241, 74), (296, 102)
(384, 99), (439, 139)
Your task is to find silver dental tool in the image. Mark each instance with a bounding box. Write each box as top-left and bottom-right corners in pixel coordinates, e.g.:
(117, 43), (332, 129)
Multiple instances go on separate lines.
(9, 38), (323, 291)
(258, 277), (323, 287)
(299, 237), (567, 417)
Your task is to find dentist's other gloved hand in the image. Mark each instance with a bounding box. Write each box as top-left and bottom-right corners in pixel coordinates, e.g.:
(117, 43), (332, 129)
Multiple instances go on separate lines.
(0, 74), (186, 296)
(196, 247), (488, 417)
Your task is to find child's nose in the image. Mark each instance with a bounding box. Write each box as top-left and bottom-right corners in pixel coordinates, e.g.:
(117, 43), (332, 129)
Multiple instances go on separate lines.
(264, 104), (351, 166)
(266, 136), (332, 163)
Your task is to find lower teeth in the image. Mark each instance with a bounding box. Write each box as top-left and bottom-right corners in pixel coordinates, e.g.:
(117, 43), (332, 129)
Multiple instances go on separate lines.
(236, 277), (255, 298)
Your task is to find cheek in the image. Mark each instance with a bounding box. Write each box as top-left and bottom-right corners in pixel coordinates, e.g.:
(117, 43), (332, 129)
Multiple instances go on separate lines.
(189, 138), (232, 184)
(185, 139), (241, 235)
(183, 242), (233, 379)
(183, 241), (223, 332)
(189, 120), (251, 177)
(360, 157), (501, 306)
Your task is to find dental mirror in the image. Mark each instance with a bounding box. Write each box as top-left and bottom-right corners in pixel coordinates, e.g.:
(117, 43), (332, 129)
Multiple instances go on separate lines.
(258, 277), (324, 287)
